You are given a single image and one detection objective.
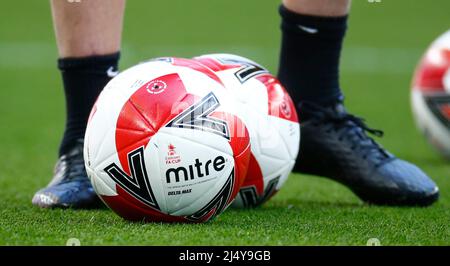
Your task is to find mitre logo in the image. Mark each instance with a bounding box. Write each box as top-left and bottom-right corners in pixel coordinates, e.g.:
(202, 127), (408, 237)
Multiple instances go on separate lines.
(165, 143), (181, 165)
(165, 156), (226, 184)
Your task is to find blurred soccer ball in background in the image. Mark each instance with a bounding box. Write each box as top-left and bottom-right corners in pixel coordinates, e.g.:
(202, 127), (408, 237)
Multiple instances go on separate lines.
(411, 30), (450, 160)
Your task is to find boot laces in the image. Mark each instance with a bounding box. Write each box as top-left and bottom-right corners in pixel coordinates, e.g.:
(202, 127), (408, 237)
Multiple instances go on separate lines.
(301, 102), (391, 163)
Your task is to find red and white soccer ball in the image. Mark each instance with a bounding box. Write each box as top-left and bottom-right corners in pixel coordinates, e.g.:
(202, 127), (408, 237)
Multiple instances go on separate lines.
(411, 30), (450, 159)
(193, 54), (300, 207)
(84, 58), (251, 222)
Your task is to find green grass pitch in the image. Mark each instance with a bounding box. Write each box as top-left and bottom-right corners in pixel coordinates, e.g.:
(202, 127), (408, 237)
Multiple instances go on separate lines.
(0, 0), (449, 245)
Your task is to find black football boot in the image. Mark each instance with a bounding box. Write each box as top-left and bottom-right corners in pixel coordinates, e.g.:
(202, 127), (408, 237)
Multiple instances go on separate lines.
(294, 102), (439, 206)
(32, 139), (102, 208)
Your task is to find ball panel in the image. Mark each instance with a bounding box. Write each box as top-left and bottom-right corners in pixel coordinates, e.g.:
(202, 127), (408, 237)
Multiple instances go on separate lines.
(267, 116), (301, 162)
(192, 54), (300, 208)
(85, 165), (117, 197)
(115, 72), (195, 176)
(84, 60), (184, 173)
(231, 153), (265, 208)
(256, 74), (299, 123)
(165, 57), (225, 87)
(85, 59), (252, 222)
(413, 48), (450, 92)
(151, 129), (235, 215)
(192, 56), (241, 72)
(412, 90), (450, 158)
(444, 68), (450, 93)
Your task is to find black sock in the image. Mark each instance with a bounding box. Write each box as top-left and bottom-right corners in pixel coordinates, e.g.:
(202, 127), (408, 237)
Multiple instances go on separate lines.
(58, 52), (120, 156)
(277, 5), (348, 107)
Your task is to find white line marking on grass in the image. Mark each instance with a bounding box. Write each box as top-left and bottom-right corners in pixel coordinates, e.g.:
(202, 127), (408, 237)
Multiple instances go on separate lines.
(0, 42), (422, 74)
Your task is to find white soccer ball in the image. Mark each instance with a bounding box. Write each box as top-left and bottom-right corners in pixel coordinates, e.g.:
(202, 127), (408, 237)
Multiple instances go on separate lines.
(411, 30), (450, 159)
(84, 57), (251, 222)
(193, 54), (301, 207)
